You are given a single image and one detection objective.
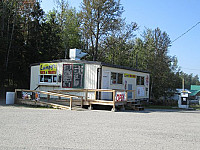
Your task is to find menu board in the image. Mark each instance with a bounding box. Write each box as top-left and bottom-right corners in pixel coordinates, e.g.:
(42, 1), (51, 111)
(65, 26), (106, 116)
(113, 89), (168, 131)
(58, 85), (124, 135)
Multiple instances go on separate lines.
(62, 64), (73, 88)
(62, 64), (84, 88)
(73, 64), (84, 88)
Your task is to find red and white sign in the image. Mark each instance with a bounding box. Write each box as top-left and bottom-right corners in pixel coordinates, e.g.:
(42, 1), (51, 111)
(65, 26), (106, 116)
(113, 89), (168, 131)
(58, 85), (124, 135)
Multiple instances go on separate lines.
(115, 92), (126, 101)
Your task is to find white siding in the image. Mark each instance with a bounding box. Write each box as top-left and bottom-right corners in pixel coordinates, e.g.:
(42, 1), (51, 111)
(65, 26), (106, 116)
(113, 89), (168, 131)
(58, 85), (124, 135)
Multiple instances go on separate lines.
(30, 66), (40, 90)
(84, 64), (99, 89)
(84, 64), (100, 99)
(30, 62), (100, 99)
(102, 66), (150, 100)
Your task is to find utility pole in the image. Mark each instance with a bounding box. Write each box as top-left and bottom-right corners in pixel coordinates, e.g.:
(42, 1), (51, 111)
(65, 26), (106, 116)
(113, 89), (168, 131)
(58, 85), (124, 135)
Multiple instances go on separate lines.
(182, 78), (185, 91)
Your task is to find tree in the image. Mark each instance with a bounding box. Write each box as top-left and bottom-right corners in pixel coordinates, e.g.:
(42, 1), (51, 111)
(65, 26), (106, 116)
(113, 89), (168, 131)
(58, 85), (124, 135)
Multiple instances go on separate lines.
(52, 0), (82, 58)
(133, 28), (180, 100)
(80, 0), (123, 61)
(100, 22), (137, 66)
(0, 0), (27, 95)
(40, 11), (63, 60)
(179, 72), (200, 89)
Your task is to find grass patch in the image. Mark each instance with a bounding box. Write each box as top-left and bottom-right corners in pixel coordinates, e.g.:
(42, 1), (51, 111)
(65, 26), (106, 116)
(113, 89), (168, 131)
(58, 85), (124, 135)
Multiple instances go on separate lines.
(144, 105), (177, 109)
(190, 105), (200, 110)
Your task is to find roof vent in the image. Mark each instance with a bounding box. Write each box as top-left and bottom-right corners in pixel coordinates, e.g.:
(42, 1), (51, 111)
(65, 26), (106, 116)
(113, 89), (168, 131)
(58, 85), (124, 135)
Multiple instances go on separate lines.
(69, 48), (87, 60)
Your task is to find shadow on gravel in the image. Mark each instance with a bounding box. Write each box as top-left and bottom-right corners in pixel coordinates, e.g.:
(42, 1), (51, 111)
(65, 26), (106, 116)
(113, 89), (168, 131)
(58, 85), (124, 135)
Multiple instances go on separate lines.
(0, 99), (20, 107)
(120, 108), (200, 114)
(1, 99), (199, 113)
(0, 99), (6, 105)
(0, 99), (35, 108)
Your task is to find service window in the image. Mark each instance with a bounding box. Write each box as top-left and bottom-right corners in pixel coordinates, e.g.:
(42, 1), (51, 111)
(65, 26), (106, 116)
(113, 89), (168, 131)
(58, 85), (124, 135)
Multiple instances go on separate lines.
(111, 72), (123, 84)
(39, 75), (57, 83)
(137, 76), (144, 85)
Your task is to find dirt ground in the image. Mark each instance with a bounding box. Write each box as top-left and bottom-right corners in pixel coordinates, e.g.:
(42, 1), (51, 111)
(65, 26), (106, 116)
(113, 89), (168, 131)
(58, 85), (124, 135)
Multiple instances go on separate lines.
(0, 99), (200, 150)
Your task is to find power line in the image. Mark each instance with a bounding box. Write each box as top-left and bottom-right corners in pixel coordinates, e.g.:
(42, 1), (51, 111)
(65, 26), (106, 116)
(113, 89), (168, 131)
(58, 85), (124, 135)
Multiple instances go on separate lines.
(171, 21), (200, 43)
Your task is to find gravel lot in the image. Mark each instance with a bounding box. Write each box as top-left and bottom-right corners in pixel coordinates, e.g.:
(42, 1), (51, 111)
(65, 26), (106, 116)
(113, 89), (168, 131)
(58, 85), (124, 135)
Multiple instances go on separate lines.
(0, 100), (200, 150)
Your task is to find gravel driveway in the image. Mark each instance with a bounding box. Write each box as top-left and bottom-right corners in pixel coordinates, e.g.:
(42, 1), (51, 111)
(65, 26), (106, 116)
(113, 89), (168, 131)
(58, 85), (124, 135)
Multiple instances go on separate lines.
(0, 100), (200, 150)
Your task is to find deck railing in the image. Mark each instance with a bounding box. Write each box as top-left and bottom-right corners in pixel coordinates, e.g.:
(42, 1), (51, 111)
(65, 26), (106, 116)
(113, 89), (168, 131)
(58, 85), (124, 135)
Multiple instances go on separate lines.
(50, 89), (136, 111)
(15, 89), (135, 111)
(15, 89), (83, 110)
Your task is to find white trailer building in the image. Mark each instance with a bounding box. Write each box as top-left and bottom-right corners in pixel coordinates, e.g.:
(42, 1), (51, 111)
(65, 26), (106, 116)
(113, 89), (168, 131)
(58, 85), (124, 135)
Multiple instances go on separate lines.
(30, 59), (150, 102)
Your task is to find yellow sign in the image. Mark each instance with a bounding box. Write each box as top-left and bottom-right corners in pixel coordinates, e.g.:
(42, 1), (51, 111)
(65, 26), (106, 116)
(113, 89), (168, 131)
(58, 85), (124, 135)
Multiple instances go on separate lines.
(124, 73), (136, 78)
(40, 63), (57, 74)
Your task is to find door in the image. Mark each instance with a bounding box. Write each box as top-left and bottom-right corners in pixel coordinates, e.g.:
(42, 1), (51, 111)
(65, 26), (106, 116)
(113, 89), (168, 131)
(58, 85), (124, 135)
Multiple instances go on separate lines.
(128, 84), (132, 100)
(101, 72), (111, 100)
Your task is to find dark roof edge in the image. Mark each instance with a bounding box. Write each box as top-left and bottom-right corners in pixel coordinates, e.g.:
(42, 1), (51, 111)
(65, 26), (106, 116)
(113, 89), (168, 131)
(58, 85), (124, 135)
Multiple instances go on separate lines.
(101, 63), (150, 74)
(30, 59), (150, 74)
(30, 59), (102, 66)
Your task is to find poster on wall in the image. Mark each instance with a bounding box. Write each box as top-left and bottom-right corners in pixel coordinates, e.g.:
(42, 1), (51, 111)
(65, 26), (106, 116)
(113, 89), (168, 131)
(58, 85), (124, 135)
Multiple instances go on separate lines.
(137, 87), (145, 97)
(40, 63), (57, 74)
(62, 64), (84, 88)
(22, 92), (32, 100)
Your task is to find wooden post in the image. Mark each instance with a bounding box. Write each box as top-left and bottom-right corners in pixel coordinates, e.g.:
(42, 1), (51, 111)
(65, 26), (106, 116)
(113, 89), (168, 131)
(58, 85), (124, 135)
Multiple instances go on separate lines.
(125, 90), (128, 101)
(89, 102), (93, 110)
(14, 89), (17, 104)
(133, 90), (136, 102)
(81, 97), (83, 108)
(70, 97), (72, 110)
(94, 90), (97, 100)
(112, 90), (116, 112)
(85, 90), (88, 101)
(58, 90), (61, 100)
(47, 95), (50, 101)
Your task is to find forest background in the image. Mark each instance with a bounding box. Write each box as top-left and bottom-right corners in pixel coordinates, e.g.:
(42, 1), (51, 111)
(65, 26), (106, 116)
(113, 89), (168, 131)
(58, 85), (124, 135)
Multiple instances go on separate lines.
(0, 0), (199, 102)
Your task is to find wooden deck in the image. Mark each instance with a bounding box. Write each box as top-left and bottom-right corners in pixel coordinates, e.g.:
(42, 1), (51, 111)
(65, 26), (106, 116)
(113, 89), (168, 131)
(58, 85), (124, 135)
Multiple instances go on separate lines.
(15, 89), (144, 111)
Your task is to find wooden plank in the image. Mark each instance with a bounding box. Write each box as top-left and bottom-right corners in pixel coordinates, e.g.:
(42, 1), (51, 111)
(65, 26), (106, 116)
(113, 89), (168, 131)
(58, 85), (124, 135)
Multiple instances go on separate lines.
(85, 90), (88, 101)
(51, 89), (86, 92)
(81, 97), (83, 108)
(89, 102), (113, 105)
(87, 89), (113, 92)
(47, 95), (50, 101)
(113, 89), (135, 92)
(133, 90), (136, 102)
(16, 99), (70, 109)
(112, 90), (116, 111)
(50, 91), (83, 98)
(87, 99), (113, 103)
(16, 89), (82, 99)
(94, 91), (97, 100)
(125, 91), (128, 101)
(70, 97), (72, 110)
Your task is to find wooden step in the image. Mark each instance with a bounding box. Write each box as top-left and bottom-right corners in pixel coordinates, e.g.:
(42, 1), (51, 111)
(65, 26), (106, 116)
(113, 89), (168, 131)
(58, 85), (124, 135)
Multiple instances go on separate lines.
(133, 104), (141, 107)
(135, 107), (144, 111)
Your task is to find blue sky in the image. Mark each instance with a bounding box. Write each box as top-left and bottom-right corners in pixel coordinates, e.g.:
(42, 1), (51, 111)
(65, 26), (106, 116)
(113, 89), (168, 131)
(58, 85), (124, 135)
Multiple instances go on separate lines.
(41, 0), (200, 76)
